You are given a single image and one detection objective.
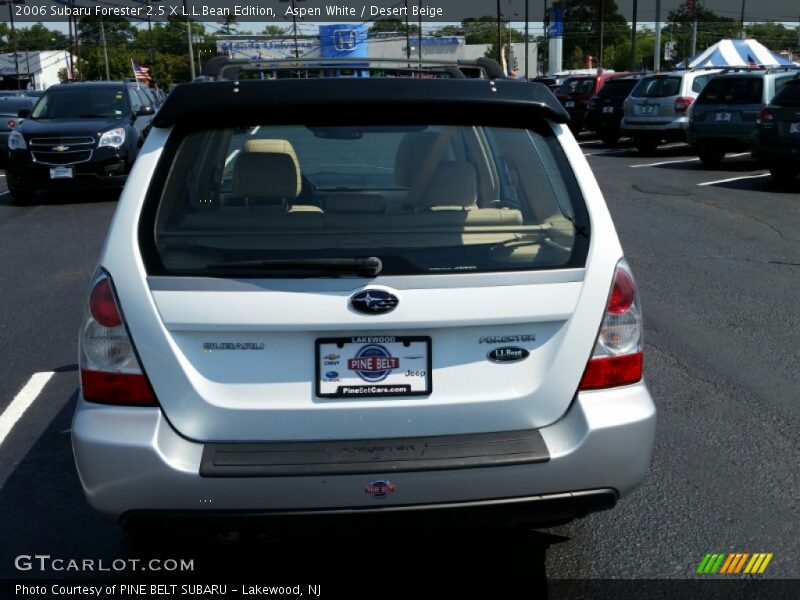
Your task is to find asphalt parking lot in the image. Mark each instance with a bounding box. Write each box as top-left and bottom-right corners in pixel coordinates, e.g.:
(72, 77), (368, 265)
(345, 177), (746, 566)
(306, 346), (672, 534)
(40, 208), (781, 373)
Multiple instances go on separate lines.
(0, 139), (798, 582)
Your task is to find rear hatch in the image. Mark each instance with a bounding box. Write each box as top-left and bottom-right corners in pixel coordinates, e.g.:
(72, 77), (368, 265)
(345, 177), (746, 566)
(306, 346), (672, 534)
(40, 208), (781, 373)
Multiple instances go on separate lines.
(625, 75), (683, 125)
(105, 81), (615, 443)
(691, 76), (763, 138)
(557, 77), (598, 116)
(764, 81), (800, 149)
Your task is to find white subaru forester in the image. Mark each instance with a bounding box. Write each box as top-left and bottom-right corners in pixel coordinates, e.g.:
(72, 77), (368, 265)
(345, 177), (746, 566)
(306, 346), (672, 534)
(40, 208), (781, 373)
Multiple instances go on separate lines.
(72, 65), (655, 533)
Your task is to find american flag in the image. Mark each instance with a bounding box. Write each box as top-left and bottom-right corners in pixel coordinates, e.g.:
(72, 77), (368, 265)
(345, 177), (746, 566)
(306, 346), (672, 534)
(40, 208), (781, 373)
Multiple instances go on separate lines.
(132, 61), (152, 83)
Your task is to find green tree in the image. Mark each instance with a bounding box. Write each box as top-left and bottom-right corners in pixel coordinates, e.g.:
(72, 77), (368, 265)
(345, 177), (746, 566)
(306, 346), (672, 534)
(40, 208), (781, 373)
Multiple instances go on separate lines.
(15, 23), (67, 51)
(219, 15), (238, 36)
(262, 25), (287, 36)
(745, 22), (796, 52)
(664, 6), (737, 64)
(369, 18), (419, 35)
(552, 0), (630, 69)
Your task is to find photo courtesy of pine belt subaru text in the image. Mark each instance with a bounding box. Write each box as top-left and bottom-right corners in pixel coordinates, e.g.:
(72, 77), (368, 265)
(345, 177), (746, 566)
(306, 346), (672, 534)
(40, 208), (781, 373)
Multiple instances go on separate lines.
(71, 58), (657, 534)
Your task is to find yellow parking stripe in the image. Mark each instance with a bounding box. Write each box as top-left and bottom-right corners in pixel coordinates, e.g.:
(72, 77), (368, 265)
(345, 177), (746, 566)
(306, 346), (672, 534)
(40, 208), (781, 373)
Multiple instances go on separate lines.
(757, 554), (773, 574)
(745, 554), (763, 574)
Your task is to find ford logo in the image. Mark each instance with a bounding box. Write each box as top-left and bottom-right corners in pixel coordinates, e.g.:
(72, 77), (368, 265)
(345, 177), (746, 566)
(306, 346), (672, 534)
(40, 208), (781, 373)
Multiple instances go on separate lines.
(350, 290), (398, 315)
(487, 347), (530, 363)
(325, 371), (339, 378)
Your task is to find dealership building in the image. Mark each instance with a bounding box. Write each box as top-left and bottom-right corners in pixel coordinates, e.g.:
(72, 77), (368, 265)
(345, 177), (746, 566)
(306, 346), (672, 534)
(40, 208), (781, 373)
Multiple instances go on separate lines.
(216, 24), (537, 76)
(0, 51), (71, 90)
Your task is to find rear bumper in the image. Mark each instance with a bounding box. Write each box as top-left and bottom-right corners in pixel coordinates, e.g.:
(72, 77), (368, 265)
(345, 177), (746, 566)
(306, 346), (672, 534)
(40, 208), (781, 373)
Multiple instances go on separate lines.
(751, 139), (800, 166)
(621, 117), (689, 137)
(120, 489), (619, 534)
(72, 381), (656, 523)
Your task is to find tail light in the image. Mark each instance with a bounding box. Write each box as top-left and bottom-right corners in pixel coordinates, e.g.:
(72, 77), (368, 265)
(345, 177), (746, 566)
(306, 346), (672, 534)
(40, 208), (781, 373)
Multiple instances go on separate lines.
(79, 271), (158, 406)
(579, 260), (643, 390)
(757, 106), (773, 124)
(674, 96), (694, 113)
(7, 119), (16, 128)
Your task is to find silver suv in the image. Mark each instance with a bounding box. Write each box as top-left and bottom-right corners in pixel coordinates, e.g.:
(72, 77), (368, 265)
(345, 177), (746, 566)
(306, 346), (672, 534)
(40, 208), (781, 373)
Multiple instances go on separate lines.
(71, 63), (656, 535)
(622, 69), (720, 152)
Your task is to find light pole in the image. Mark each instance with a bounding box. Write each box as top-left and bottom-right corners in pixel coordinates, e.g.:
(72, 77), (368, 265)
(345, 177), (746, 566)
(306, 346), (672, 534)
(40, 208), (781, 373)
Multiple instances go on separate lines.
(182, 0), (195, 79)
(1, 0), (23, 88)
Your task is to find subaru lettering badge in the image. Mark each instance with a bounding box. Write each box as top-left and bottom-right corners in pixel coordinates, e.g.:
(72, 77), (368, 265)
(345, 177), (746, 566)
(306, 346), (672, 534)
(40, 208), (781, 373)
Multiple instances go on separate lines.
(350, 290), (398, 315)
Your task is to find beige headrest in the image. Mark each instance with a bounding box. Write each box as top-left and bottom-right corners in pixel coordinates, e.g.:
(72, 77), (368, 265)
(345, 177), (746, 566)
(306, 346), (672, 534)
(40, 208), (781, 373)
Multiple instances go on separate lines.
(394, 132), (441, 187)
(419, 161), (478, 209)
(234, 151), (300, 200)
(234, 139), (303, 200)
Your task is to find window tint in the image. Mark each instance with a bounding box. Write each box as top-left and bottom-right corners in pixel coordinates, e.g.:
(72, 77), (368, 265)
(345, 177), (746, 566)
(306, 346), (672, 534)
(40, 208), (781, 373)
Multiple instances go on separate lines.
(31, 87), (129, 119)
(631, 77), (681, 98)
(557, 78), (597, 95)
(772, 75), (794, 99)
(697, 77), (763, 104)
(691, 74), (714, 93)
(597, 79), (638, 98)
(145, 124), (589, 277)
(128, 89), (143, 113)
(773, 80), (800, 106)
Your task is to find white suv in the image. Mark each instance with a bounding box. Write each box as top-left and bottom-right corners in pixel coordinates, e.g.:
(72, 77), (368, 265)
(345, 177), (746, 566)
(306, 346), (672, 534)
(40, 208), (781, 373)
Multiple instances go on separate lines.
(72, 69), (656, 534)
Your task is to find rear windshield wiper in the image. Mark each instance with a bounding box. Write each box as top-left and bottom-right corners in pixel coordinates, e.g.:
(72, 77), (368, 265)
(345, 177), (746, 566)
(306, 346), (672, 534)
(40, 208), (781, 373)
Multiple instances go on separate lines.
(205, 256), (383, 277)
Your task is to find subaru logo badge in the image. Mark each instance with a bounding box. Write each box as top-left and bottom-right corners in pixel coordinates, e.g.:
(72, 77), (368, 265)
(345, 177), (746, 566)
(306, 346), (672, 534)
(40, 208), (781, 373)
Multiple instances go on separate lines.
(350, 290), (398, 315)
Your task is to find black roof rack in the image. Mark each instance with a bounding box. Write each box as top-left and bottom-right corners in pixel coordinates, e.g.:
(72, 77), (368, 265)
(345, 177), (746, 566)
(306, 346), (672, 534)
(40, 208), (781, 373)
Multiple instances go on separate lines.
(202, 56), (507, 81)
(153, 77), (570, 128)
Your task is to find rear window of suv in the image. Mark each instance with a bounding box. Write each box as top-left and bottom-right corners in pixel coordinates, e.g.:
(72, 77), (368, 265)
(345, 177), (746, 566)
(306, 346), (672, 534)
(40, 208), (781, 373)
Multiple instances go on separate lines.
(142, 122), (589, 277)
(597, 79), (638, 98)
(773, 80), (800, 106)
(558, 78), (597, 96)
(631, 76), (681, 98)
(697, 77), (763, 104)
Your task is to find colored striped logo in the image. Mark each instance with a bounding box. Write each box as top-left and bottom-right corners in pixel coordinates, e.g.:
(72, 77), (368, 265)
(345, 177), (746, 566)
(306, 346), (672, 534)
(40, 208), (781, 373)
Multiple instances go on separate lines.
(696, 553), (773, 574)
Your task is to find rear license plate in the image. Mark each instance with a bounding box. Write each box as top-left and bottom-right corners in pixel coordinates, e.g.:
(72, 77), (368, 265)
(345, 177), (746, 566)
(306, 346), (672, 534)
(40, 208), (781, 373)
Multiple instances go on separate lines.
(565, 101), (575, 108)
(602, 106), (614, 114)
(715, 111), (732, 122)
(637, 105), (656, 115)
(49, 166), (73, 179)
(316, 336), (431, 398)
(791, 122), (800, 134)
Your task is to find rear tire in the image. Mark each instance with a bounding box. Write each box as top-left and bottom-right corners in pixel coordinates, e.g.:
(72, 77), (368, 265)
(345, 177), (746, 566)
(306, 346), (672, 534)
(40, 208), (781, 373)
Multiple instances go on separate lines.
(600, 131), (620, 146)
(633, 136), (659, 153)
(7, 187), (34, 205)
(698, 148), (725, 168)
(769, 166), (798, 185)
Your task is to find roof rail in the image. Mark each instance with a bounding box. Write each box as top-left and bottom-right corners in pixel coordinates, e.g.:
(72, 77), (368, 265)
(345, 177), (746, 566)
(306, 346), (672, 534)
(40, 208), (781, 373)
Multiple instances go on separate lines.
(201, 56), (507, 81)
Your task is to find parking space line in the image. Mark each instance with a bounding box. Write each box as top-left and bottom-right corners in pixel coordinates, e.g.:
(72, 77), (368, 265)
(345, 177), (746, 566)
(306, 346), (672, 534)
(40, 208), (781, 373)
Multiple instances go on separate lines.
(631, 157), (700, 168)
(585, 148), (633, 156)
(0, 372), (54, 446)
(224, 149), (240, 166)
(578, 140), (604, 146)
(697, 173), (770, 186)
(250, 126), (260, 135)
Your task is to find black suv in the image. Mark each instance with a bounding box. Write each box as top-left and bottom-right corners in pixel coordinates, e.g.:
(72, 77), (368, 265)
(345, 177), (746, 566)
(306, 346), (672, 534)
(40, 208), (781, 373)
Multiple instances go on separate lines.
(751, 78), (800, 184)
(584, 74), (644, 145)
(5, 81), (155, 204)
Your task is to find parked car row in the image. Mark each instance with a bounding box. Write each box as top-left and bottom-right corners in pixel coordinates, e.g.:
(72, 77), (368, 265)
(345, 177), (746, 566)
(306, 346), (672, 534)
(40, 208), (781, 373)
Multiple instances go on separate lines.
(558, 67), (799, 184)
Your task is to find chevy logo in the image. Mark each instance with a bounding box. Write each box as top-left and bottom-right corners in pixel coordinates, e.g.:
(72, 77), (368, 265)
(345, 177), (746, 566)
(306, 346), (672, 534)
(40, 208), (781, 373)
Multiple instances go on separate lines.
(52, 145), (69, 152)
